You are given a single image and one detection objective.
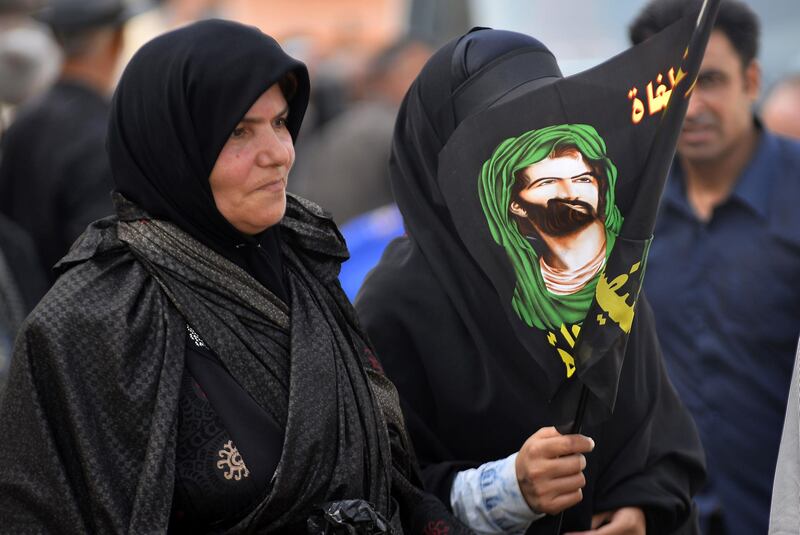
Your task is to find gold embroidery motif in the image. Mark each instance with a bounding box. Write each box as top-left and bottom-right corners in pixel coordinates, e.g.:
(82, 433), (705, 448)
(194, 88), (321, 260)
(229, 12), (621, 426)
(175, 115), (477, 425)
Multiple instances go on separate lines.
(217, 440), (250, 481)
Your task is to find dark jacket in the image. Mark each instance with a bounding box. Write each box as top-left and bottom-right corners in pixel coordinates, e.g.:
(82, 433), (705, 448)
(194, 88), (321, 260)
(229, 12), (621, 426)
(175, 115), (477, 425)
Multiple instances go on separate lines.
(0, 79), (114, 281)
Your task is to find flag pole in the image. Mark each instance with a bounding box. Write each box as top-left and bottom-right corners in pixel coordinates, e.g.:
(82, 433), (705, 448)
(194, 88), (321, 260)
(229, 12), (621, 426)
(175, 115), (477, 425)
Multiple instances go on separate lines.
(552, 385), (589, 534)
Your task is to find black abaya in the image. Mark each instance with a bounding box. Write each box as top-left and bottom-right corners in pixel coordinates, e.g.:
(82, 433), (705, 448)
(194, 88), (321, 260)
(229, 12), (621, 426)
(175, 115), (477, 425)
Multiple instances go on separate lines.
(355, 28), (705, 533)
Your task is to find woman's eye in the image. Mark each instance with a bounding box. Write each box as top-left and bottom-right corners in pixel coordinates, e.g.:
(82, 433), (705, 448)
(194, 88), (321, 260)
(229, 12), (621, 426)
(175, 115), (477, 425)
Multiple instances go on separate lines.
(231, 127), (246, 138)
(274, 117), (288, 128)
(574, 175), (593, 183)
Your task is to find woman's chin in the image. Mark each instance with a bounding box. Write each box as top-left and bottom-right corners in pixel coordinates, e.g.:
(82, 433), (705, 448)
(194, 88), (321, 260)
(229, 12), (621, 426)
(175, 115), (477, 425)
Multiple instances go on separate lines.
(227, 198), (287, 235)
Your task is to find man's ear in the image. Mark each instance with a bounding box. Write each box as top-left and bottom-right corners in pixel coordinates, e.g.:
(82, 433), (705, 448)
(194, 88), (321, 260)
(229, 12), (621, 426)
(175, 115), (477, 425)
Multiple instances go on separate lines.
(510, 201), (527, 218)
(744, 59), (761, 102)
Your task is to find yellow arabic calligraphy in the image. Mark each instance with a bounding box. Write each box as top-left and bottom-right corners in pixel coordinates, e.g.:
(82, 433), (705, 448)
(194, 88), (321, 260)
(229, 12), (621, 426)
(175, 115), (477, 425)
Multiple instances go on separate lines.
(547, 323), (581, 378)
(647, 67), (688, 115)
(628, 87), (644, 124)
(595, 261), (640, 334)
(628, 65), (688, 125)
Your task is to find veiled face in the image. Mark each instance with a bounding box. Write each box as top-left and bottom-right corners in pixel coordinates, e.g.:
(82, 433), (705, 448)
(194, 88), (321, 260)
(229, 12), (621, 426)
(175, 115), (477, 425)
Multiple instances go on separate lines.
(209, 84), (295, 235)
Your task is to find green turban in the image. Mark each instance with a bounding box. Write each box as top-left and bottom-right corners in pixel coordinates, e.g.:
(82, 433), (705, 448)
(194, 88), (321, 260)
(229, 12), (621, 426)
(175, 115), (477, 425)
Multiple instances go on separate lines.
(478, 124), (623, 330)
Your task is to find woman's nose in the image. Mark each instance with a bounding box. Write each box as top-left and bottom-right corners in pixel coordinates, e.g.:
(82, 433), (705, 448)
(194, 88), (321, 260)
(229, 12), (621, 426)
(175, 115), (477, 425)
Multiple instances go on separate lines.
(256, 130), (292, 167)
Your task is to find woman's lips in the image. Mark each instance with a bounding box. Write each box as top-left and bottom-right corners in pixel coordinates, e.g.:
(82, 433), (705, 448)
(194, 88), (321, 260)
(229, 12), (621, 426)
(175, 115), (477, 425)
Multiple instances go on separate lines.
(257, 177), (286, 193)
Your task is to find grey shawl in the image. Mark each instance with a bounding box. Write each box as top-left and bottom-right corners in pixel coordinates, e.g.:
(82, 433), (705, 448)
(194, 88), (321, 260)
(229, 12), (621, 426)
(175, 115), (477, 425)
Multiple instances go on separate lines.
(0, 194), (463, 534)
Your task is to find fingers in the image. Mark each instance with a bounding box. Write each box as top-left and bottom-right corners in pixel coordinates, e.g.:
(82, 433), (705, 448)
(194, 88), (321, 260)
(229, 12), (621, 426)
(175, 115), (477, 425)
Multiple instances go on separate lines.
(591, 507), (645, 535)
(546, 471), (587, 497)
(546, 488), (584, 514)
(517, 452), (585, 482)
(516, 427), (596, 515)
(517, 472), (586, 515)
(541, 433), (595, 458)
(523, 429), (595, 459)
(564, 508), (646, 535)
(518, 434), (594, 469)
(591, 510), (614, 529)
(532, 426), (562, 439)
(540, 452), (587, 479)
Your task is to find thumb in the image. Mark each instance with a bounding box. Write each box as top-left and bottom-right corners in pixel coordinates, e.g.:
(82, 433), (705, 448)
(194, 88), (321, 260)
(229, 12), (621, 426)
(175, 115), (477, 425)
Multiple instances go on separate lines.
(591, 510), (615, 529)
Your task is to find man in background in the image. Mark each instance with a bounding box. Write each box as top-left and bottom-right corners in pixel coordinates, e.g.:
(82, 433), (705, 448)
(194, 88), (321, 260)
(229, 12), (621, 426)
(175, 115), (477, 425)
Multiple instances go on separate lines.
(0, 0), (133, 283)
(630, 1), (800, 533)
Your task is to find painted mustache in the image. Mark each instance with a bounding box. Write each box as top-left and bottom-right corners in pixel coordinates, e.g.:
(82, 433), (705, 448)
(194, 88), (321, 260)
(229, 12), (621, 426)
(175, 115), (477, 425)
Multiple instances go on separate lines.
(525, 198), (598, 237)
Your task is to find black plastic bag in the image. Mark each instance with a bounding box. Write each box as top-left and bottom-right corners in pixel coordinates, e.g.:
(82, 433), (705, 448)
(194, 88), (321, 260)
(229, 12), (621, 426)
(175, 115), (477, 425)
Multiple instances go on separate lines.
(307, 499), (392, 534)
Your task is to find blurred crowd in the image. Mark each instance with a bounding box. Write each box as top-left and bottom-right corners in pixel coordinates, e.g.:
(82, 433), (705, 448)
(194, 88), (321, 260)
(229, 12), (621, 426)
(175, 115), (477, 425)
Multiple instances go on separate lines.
(1, 0), (800, 533)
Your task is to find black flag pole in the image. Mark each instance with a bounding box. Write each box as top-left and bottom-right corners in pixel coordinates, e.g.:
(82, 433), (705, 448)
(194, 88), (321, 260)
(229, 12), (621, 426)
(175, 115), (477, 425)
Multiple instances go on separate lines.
(553, 0), (720, 532)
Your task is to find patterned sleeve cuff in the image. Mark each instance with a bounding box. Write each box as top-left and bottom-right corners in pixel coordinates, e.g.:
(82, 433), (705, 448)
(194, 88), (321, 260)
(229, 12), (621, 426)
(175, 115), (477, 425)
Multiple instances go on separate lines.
(450, 452), (545, 534)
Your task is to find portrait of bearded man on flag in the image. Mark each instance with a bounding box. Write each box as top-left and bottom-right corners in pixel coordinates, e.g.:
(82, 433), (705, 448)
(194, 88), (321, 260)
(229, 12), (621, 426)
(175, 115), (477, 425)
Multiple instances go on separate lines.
(479, 124), (623, 332)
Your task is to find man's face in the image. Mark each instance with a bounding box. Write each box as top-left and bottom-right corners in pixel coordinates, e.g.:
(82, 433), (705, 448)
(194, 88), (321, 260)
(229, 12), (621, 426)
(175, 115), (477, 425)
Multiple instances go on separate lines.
(510, 152), (601, 237)
(678, 30), (760, 162)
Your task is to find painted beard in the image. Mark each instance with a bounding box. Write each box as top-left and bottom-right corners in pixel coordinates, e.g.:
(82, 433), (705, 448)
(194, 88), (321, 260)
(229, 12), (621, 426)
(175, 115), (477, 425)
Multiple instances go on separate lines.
(522, 198), (599, 237)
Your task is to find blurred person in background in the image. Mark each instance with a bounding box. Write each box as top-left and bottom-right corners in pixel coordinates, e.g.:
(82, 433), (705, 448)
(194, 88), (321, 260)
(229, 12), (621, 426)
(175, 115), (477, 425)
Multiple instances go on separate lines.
(0, 1), (61, 135)
(0, 212), (46, 396)
(291, 37), (432, 300)
(630, 1), (800, 533)
(116, 0), (225, 81)
(0, 0), (134, 284)
(761, 74), (800, 140)
(0, 1), (56, 389)
(291, 36), (433, 225)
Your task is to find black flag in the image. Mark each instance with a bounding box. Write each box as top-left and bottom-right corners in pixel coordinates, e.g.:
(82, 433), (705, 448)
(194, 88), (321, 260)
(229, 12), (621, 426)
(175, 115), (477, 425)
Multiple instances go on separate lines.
(436, 0), (720, 425)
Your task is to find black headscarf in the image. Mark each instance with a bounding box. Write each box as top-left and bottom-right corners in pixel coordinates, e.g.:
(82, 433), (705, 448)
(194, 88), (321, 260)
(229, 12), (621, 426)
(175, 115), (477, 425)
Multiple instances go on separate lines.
(108, 18), (309, 301)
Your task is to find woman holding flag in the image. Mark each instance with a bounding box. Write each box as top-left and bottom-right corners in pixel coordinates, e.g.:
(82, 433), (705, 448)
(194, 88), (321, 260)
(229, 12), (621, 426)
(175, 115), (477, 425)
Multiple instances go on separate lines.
(356, 16), (714, 535)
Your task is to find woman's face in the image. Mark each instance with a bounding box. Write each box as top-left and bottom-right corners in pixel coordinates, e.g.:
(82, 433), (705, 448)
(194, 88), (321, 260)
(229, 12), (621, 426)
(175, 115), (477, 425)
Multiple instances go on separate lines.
(209, 83), (295, 235)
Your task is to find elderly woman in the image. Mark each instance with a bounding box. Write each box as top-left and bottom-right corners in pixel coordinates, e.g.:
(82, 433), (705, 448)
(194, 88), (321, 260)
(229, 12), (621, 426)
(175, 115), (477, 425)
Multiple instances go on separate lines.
(0, 20), (467, 534)
(355, 28), (705, 534)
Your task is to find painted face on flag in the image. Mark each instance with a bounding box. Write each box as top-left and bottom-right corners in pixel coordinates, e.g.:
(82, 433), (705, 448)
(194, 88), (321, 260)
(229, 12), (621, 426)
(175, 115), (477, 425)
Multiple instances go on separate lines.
(510, 150), (604, 238)
(438, 2), (716, 405)
(478, 123), (622, 331)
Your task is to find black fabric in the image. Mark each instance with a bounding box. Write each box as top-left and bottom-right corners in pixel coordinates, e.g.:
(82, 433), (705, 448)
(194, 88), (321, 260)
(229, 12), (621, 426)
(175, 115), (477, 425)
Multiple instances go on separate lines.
(182, 326), (283, 499)
(448, 28), (562, 125)
(108, 18), (310, 301)
(0, 213), (47, 315)
(0, 213), (46, 393)
(170, 362), (264, 534)
(0, 195), (469, 533)
(356, 27), (705, 533)
(0, 79), (114, 282)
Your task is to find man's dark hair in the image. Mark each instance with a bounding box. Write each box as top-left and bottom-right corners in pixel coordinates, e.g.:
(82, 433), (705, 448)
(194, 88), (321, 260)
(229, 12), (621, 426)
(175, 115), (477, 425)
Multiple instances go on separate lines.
(629, 0), (760, 67)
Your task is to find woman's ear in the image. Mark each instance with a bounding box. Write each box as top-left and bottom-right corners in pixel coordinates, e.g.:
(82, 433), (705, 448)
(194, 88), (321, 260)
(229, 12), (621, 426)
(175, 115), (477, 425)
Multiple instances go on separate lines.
(509, 201), (527, 218)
